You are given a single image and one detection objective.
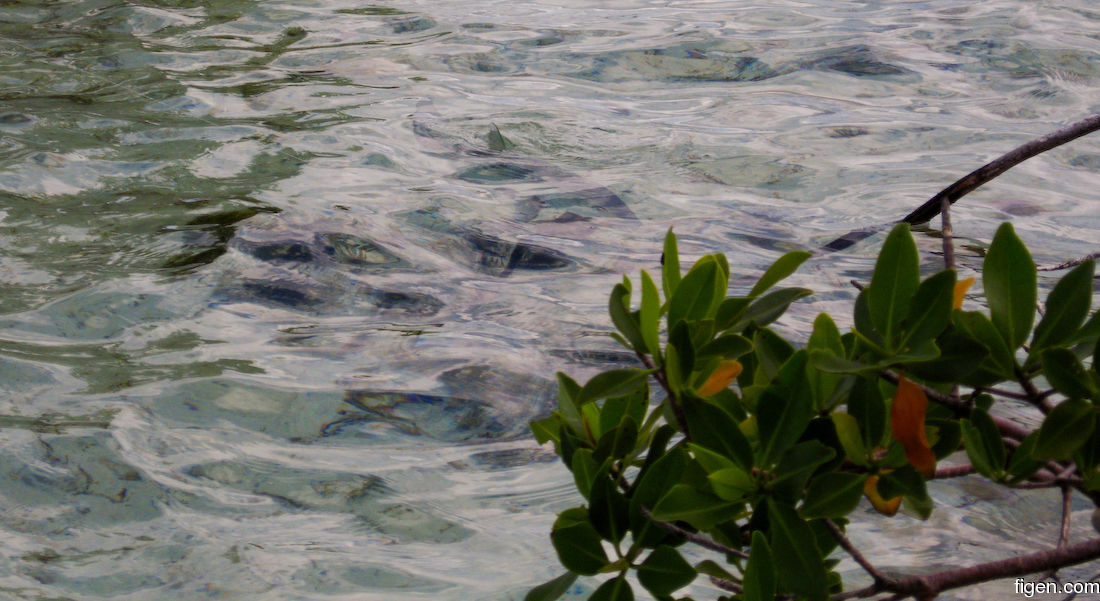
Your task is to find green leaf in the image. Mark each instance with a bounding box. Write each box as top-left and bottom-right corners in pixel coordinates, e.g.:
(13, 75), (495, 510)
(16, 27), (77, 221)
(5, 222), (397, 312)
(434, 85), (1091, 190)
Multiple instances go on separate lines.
(767, 499), (828, 601)
(757, 353), (815, 466)
(830, 412), (868, 466)
(577, 369), (653, 406)
(525, 572), (578, 601)
(595, 417), (640, 463)
(1030, 259), (1095, 362)
(609, 281), (647, 353)
(707, 467), (756, 501)
(716, 296), (753, 331)
(551, 508), (610, 575)
(683, 395), (754, 471)
(640, 270), (662, 359)
(1034, 398), (1097, 461)
(742, 531), (776, 601)
(668, 258), (719, 328)
(697, 334), (753, 360)
(750, 251), (812, 297)
(753, 327), (795, 382)
(877, 466), (928, 505)
(800, 472), (866, 519)
(728, 288), (812, 332)
(900, 269), (956, 351)
(651, 484), (741, 530)
(867, 223), (920, 350)
(590, 575), (634, 601)
(905, 329), (989, 383)
(961, 409), (1004, 480)
(630, 446), (687, 548)
(1006, 431), (1045, 484)
(769, 441), (836, 502)
(662, 229), (681, 300)
(984, 222), (1036, 350)
(571, 449), (599, 500)
(848, 377), (886, 450)
(954, 311), (1016, 380)
(1042, 348), (1098, 400)
(531, 415), (562, 446)
(695, 559), (736, 581)
(637, 546), (696, 597)
(556, 372), (584, 436)
(590, 466), (630, 544)
(808, 351), (887, 375)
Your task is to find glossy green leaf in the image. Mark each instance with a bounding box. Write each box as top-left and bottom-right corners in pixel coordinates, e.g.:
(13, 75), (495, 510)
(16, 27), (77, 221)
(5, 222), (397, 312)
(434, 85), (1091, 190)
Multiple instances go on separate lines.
(525, 572), (578, 601)
(662, 229), (681, 300)
(1033, 398), (1097, 461)
(668, 258), (719, 328)
(630, 446), (687, 548)
(609, 282), (646, 352)
(847, 376), (885, 449)
(600, 388), (648, 438)
(637, 546), (696, 597)
(877, 466), (928, 505)
(640, 269), (662, 359)
(651, 484), (741, 530)
(867, 223), (920, 349)
(551, 508), (609, 576)
(961, 410), (1002, 480)
(808, 351), (887, 375)
(728, 287), (812, 332)
(742, 530), (776, 601)
(984, 222), (1036, 350)
(752, 327), (795, 382)
(556, 372), (584, 435)
(590, 466), (630, 544)
(800, 472), (866, 519)
(595, 417), (639, 463)
(571, 449), (599, 500)
(900, 269), (956, 351)
(904, 329), (989, 383)
(531, 415), (561, 446)
(757, 353), (815, 466)
(750, 251), (812, 297)
(1006, 431), (1045, 484)
(707, 467), (756, 501)
(590, 575), (633, 601)
(954, 310), (1016, 380)
(769, 441), (836, 502)
(830, 412), (868, 466)
(1030, 259), (1095, 360)
(576, 369), (653, 406)
(716, 296), (753, 331)
(683, 395), (753, 471)
(697, 334), (753, 360)
(1042, 348), (1098, 400)
(767, 499), (828, 601)
(929, 418), (962, 459)
(852, 290), (885, 350)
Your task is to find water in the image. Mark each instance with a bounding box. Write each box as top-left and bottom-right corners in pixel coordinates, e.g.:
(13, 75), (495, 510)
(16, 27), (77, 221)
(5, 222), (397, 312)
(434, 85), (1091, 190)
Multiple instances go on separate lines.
(1, 1), (1099, 599)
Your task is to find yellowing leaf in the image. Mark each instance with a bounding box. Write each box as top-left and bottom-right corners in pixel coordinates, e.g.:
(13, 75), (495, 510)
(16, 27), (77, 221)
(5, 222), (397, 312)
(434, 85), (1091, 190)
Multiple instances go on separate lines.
(864, 475), (901, 516)
(953, 277), (975, 310)
(890, 374), (937, 478)
(697, 360), (743, 396)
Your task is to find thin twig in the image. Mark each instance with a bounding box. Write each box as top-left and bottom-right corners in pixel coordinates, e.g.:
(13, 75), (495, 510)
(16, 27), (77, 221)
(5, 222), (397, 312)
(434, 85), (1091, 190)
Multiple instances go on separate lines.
(825, 519), (895, 587)
(932, 464), (976, 479)
(1038, 252), (1100, 272)
(1059, 485), (1074, 551)
(709, 576), (743, 593)
(638, 506), (749, 559)
(831, 584), (883, 601)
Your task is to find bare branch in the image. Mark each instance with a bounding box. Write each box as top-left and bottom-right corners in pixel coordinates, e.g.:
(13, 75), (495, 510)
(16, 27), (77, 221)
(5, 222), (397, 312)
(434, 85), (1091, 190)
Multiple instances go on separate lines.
(932, 464), (976, 479)
(1038, 252), (1100, 272)
(638, 506), (749, 559)
(902, 115), (1100, 225)
(825, 519), (896, 587)
(940, 196), (955, 270)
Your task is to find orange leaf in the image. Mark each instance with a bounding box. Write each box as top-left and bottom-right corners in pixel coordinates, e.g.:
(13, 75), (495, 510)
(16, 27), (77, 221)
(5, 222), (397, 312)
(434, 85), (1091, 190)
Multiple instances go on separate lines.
(890, 373), (937, 478)
(953, 277), (975, 310)
(864, 475), (901, 516)
(696, 360), (743, 396)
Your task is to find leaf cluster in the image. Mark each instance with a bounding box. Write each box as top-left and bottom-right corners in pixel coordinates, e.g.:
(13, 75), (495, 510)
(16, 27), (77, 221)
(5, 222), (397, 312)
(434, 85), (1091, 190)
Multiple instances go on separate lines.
(529, 223), (1100, 601)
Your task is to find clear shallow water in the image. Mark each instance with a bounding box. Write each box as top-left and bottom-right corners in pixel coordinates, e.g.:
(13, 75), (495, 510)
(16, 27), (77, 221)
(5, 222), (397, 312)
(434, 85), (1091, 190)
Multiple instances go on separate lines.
(1, 1), (1099, 599)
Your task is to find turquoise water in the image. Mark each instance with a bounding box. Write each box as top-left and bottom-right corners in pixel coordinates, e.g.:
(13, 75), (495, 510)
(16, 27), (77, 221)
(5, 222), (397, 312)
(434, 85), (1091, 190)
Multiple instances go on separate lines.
(1, 1), (1099, 599)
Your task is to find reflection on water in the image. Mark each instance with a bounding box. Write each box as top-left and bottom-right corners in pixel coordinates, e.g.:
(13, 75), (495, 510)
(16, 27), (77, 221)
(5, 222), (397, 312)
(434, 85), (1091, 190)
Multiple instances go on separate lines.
(1, 0), (1099, 599)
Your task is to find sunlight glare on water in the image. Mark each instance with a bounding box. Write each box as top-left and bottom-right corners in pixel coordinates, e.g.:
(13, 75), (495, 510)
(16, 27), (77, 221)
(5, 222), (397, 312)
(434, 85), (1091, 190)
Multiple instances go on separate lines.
(0, 0), (1098, 599)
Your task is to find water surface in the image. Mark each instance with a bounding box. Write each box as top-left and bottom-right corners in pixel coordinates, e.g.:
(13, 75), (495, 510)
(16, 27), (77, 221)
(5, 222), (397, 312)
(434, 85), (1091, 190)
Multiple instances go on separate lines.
(1, 0), (1099, 599)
